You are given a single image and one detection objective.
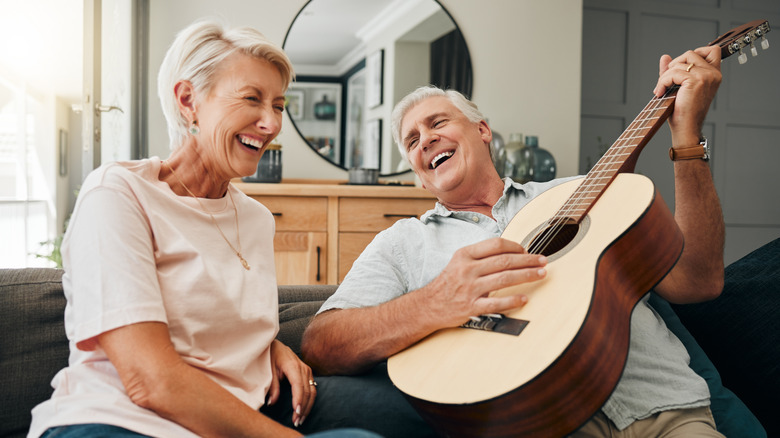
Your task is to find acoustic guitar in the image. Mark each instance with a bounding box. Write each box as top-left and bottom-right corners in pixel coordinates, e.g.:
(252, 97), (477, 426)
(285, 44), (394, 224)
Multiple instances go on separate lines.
(387, 20), (771, 438)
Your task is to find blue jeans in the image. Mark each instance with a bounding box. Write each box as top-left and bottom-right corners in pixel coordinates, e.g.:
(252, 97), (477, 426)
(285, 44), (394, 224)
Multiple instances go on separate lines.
(262, 362), (435, 438)
(41, 425), (147, 438)
(41, 423), (380, 438)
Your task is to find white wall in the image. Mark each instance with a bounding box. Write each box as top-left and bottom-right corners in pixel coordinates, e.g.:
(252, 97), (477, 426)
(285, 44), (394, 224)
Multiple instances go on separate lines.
(148, 0), (583, 180)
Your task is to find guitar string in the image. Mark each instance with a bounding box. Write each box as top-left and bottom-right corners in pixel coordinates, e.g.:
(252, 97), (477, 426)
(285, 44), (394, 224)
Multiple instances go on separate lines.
(530, 88), (677, 255)
(531, 91), (675, 255)
(526, 105), (651, 255)
(526, 92), (675, 256)
(526, 112), (640, 254)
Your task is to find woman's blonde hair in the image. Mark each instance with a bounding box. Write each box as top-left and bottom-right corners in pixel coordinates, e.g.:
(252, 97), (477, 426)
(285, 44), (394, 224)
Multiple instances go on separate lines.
(157, 19), (294, 150)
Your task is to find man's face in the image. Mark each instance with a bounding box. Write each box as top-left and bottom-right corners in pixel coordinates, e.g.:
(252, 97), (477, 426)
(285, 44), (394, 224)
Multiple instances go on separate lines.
(400, 96), (492, 198)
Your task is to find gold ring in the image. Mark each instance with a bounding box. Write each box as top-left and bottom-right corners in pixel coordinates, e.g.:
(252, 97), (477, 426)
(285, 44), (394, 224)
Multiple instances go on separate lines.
(686, 63), (694, 72)
(309, 379), (318, 387)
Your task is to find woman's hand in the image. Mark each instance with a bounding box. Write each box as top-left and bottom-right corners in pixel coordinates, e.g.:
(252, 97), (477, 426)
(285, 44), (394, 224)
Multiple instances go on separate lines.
(267, 340), (317, 428)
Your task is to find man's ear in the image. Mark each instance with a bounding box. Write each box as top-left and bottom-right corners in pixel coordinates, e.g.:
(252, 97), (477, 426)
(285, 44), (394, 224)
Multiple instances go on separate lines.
(174, 80), (197, 121)
(478, 120), (493, 146)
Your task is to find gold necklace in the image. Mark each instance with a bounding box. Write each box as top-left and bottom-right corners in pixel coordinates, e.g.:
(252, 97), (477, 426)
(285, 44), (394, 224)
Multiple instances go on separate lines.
(163, 161), (250, 270)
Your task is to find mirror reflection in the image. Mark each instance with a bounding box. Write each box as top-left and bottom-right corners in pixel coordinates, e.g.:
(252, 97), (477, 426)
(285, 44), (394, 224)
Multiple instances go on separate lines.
(283, 0), (472, 177)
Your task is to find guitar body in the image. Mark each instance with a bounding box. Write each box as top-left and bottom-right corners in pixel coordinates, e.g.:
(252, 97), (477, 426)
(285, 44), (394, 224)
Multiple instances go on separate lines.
(387, 174), (684, 437)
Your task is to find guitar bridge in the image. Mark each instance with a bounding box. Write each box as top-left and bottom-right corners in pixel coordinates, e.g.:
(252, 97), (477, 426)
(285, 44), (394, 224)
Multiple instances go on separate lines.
(461, 314), (529, 336)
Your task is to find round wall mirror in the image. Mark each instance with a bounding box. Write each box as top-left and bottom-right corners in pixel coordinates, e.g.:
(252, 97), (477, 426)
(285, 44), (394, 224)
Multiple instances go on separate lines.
(283, 0), (473, 177)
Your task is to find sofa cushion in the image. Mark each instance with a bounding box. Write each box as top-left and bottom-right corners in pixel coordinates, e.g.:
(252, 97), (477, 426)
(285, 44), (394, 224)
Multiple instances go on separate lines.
(277, 285), (337, 355)
(0, 268), (68, 438)
(649, 294), (765, 438)
(671, 237), (780, 437)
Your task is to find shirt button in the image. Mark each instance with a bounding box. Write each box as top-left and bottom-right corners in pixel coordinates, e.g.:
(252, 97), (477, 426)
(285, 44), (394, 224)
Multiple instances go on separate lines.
(472, 216), (479, 222)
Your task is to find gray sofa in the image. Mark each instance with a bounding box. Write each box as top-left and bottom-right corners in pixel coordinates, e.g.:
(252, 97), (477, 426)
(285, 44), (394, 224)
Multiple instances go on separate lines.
(2, 238), (778, 437)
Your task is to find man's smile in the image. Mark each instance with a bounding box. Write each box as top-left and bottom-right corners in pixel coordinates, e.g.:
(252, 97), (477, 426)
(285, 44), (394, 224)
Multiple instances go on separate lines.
(430, 150), (454, 169)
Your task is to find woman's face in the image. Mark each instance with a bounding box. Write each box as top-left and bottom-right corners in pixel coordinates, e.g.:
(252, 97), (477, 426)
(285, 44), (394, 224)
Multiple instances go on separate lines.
(193, 52), (286, 180)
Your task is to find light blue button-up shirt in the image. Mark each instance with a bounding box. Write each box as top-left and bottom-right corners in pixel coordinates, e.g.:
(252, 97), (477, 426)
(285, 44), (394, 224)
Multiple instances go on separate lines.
(321, 177), (709, 430)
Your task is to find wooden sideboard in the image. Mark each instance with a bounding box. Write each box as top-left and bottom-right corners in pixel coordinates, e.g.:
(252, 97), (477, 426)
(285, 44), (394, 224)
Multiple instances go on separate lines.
(235, 180), (437, 285)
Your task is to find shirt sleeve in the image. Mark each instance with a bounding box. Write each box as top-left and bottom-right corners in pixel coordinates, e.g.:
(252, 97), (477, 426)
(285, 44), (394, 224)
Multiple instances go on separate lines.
(318, 226), (411, 313)
(62, 176), (167, 351)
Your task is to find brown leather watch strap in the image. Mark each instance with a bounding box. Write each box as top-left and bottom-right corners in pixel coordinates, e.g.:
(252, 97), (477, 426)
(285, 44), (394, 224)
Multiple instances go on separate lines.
(669, 142), (708, 161)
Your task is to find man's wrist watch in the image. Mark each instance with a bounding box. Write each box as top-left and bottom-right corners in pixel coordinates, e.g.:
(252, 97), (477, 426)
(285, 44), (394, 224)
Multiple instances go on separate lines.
(669, 137), (709, 161)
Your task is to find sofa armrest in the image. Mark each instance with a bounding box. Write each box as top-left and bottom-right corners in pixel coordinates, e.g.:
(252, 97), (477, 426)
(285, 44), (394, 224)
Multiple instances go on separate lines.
(671, 237), (780, 437)
(0, 268), (68, 438)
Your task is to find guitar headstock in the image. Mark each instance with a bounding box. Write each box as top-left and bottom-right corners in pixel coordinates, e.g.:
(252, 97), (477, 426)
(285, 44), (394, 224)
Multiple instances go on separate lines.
(709, 19), (771, 64)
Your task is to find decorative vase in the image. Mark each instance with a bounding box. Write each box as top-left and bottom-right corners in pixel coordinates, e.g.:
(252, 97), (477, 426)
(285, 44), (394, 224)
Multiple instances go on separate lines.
(242, 143), (282, 183)
(505, 135), (556, 183)
(523, 136), (557, 183)
(504, 133), (527, 181)
(314, 95), (336, 120)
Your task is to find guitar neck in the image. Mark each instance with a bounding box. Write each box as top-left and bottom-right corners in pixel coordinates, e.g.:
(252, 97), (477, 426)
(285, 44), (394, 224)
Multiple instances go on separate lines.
(551, 20), (770, 223)
(556, 19), (770, 225)
(557, 87), (678, 224)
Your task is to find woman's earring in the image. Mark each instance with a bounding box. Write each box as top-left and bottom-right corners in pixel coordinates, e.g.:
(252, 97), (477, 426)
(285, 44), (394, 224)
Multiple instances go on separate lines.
(189, 120), (200, 135)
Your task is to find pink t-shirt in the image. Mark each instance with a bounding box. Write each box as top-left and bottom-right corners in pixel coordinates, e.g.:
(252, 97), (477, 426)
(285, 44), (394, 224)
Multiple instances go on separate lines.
(29, 158), (279, 437)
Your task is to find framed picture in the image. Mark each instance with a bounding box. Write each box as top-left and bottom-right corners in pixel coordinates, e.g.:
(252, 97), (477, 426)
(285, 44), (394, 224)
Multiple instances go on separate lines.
(285, 90), (304, 119)
(366, 49), (384, 108)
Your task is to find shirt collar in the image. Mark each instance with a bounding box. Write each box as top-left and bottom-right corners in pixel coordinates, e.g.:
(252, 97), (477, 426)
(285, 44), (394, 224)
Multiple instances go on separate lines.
(420, 177), (525, 223)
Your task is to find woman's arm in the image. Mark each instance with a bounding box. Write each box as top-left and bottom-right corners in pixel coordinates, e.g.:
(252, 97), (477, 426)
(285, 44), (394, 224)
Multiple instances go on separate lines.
(98, 322), (303, 438)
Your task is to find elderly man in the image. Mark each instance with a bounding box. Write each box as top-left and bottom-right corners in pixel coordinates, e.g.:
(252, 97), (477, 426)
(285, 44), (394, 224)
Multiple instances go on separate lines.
(302, 45), (726, 437)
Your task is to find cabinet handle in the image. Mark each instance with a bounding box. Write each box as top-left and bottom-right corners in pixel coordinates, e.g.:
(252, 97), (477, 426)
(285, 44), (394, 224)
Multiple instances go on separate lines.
(383, 213), (417, 218)
(316, 246), (321, 282)
(272, 212), (282, 216)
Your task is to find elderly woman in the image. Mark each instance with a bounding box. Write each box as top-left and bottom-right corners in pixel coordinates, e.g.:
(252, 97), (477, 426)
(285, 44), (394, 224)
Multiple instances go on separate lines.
(28, 20), (377, 438)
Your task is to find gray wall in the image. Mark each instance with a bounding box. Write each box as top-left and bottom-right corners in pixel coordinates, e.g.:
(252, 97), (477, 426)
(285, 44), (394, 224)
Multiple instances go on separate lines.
(581, 0), (780, 264)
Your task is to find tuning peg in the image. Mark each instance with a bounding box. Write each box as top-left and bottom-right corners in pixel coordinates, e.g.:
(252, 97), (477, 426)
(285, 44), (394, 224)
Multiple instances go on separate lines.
(751, 42), (758, 57)
(738, 48), (748, 64)
(756, 26), (770, 50)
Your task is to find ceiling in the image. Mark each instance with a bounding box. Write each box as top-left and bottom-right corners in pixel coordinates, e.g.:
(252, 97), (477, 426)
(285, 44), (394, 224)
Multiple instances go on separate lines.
(283, 0), (396, 67)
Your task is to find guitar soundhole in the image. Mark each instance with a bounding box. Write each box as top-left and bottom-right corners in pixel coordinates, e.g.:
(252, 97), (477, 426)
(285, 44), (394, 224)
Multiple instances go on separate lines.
(528, 222), (580, 257)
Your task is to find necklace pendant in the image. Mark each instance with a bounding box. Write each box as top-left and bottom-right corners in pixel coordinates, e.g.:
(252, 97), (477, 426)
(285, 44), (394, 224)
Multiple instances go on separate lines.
(239, 254), (250, 270)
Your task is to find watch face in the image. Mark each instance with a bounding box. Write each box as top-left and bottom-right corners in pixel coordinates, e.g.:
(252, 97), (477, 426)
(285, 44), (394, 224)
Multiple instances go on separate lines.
(701, 137), (710, 161)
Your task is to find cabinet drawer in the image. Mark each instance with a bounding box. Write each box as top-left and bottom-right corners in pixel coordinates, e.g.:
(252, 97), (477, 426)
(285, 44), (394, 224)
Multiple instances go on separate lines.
(250, 196), (327, 231)
(275, 231), (327, 285)
(339, 197), (435, 232)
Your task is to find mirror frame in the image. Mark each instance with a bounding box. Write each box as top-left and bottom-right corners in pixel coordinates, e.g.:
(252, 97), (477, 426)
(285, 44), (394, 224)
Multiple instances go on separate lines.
(282, 0), (473, 177)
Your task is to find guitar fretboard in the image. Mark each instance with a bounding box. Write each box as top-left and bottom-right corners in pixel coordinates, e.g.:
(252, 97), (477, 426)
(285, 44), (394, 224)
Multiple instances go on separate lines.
(555, 90), (679, 223)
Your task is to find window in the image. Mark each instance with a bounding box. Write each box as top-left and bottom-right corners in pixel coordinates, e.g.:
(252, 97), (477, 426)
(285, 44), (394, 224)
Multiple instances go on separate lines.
(0, 77), (55, 268)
